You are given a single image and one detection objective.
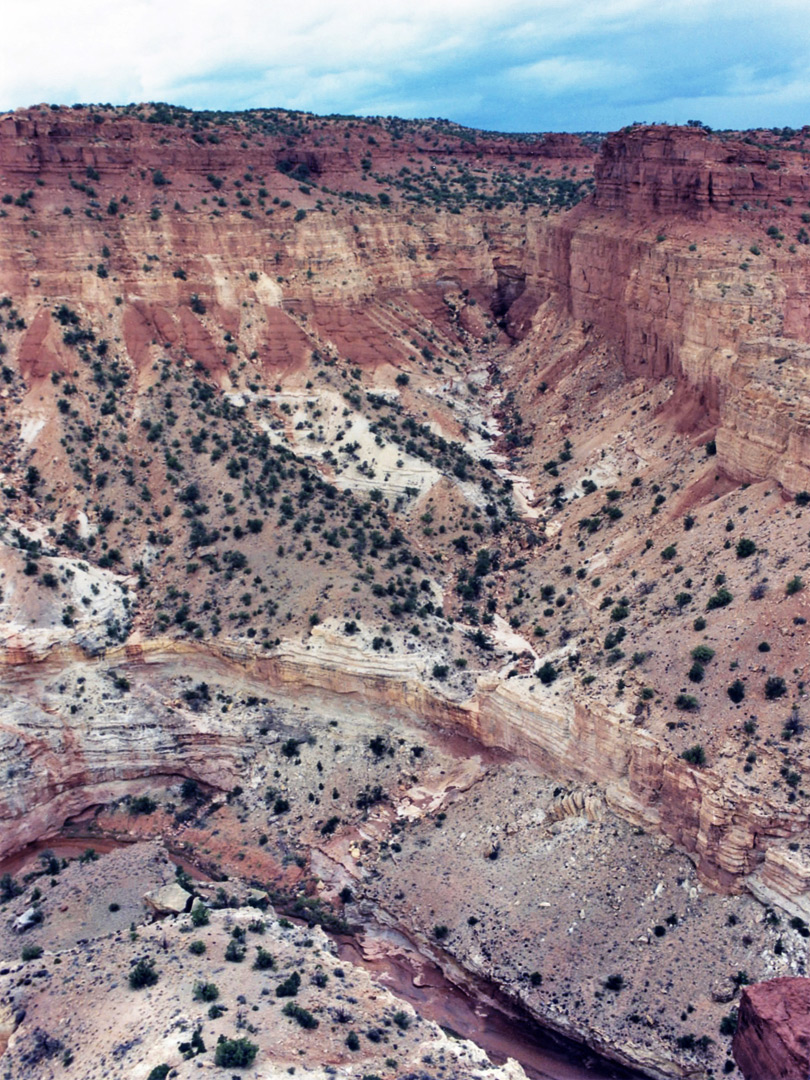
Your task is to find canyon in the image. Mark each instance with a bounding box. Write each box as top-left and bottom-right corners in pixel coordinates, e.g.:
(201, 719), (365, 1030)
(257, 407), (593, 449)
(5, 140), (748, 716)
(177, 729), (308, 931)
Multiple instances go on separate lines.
(2, 104), (810, 1078)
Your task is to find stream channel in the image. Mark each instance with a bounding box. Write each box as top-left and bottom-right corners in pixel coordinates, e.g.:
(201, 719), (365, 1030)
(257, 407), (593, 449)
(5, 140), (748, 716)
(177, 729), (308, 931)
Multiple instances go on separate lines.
(1, 835), (651, 1080)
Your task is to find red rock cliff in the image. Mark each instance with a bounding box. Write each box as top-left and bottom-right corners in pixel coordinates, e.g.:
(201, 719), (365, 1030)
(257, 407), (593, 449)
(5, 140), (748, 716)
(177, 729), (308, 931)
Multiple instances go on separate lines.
(734, 978), (810, 1079)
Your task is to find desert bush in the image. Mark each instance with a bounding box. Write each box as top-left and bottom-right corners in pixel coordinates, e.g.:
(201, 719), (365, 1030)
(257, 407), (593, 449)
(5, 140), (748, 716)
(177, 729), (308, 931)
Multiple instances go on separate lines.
(253, 947), (276, 970)
(765, 676), (787, 700)
(129, 957), (159, 990)
(130, 795), (156, 815)
(691, 645), (715, 663)
(214, 1037), (258, 1068)
(706, 587), (732, 610)
(727, 680), (746, 703)
(537, 661), (557, 685)
(224, 939), (245, 963)
(193, 981), (219, 1002)
(190, 905), (209, 927)
(276, 971), (301, 997)
(681, 744), (706, 766)
(282, 1001), (319, 1029)
(675, 694), (699, 711)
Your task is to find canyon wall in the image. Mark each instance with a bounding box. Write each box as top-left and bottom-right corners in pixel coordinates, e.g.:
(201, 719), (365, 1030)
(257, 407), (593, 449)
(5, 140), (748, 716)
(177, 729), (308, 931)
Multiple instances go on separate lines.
(1, 631), (803, 902)
(1, 109), (810, 906)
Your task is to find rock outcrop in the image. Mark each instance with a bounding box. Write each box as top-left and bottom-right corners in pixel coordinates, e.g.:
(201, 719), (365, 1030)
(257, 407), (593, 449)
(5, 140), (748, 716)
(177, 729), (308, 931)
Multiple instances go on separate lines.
(142, 881), (192, 915)
(734, 977), (810, 1079)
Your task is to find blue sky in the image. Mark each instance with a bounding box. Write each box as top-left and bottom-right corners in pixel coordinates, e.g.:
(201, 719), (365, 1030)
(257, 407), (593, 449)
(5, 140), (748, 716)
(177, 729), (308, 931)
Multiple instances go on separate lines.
(3, 0), (810, 132)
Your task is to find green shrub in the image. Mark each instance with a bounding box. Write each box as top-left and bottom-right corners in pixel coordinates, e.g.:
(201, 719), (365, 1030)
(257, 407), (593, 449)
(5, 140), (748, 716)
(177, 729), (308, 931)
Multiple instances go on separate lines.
(193, 981), (219, 1002)
(795, 491), (810, 506)
(786, 575), (804, 595)
(130, 795), (157, 815)
(688, 662), (705, 683)
(224, 939), (245, 962)
(604, 973), (625, 992)
(0, 873), (22, 902)
(691, 645), (715, 663)
(693, 616), (707, 631)
(765, 676), (787, 700)
(253, 947), (276, 970)
(433, 924), (449, 940)
(276, 971), (301, 997)
(190, 905), (209, 927)
(189, 940), (206, 955)
(147, 1067), (170, 1080)
(736, 538), (756, 558)
(129, 957), (159, 990)
(21, 944), (43, 961)
(727, 680), (745, 703)
(537, 661), (557, 685)
(214, 1037), (258, 1068)
(706, 587), (732, 610)
(282, 1001), (319, 1029)
(661, 545), (677, 561)
(346, 1031), (360, 1050)
(675, 694), (699, 711)
(681, 744), (706, 766)
(719, 1009), (738, 1036)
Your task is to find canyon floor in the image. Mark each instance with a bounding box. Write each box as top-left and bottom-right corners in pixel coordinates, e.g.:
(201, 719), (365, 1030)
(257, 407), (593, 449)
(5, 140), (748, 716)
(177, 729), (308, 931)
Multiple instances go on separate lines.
(1, 659), (804, 1079)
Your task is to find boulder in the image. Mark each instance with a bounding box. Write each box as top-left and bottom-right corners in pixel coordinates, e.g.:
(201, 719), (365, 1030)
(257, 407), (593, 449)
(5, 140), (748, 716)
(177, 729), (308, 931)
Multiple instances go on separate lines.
(733, 977), (810, 1079)
(143, 882), (192, 915)
(13, 907), (40, 933)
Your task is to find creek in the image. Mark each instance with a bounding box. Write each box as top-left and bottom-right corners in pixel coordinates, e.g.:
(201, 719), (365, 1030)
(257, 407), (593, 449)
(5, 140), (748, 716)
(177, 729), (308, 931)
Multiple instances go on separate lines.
(1, 834), (651, 1080)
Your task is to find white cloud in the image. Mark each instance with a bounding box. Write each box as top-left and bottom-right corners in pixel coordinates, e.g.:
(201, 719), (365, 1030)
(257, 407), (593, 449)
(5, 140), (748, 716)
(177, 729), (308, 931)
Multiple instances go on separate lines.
(505, 57), (630, 95)
(2, 0), (810, 129)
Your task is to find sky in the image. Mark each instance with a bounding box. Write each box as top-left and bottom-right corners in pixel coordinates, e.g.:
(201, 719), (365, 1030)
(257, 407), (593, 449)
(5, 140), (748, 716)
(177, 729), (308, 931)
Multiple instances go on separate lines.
(2, 0), (810, 133)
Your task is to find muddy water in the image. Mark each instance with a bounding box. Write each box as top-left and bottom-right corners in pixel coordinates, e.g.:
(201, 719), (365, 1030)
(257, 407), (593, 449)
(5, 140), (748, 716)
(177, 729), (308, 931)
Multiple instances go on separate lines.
(0, 836), (648, 1080)
(336, 928), (647, 1080)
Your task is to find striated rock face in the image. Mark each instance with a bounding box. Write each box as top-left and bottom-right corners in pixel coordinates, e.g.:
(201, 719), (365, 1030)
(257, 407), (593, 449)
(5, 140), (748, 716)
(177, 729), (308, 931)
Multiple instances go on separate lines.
(595, 125), (810, 220)
(0, 654), (244, 859)
(734, 978), (810, 1079)
(1, 106), (810, 926)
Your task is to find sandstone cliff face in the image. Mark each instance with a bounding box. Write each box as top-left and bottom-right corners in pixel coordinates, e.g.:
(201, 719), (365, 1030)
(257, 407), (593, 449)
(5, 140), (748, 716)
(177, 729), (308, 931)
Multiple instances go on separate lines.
(595, 125), (810, 219)
(1, 627), (799, 900)
(734, 977), (810, 1079)
(0, 654), (243, 858)
(1, 107), (810, 908)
